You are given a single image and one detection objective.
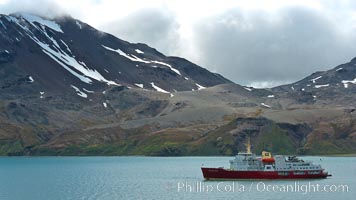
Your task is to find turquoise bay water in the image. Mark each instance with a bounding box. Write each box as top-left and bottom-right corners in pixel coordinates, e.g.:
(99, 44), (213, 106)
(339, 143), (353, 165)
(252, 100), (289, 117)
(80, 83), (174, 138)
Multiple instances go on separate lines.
(0, 156), (354, 200)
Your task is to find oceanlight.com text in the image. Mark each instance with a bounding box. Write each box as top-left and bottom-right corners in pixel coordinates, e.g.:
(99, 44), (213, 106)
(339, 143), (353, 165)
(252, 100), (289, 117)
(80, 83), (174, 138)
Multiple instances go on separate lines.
(174, 181), (349, 194)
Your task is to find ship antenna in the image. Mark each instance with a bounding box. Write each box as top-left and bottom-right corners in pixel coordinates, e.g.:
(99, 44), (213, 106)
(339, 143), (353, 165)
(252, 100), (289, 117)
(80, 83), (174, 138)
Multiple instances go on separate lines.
(246, 136), (251, 154)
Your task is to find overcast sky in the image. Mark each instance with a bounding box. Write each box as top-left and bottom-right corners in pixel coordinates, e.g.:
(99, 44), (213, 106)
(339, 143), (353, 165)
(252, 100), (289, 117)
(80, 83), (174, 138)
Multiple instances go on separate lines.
(1, 0), (356, 88)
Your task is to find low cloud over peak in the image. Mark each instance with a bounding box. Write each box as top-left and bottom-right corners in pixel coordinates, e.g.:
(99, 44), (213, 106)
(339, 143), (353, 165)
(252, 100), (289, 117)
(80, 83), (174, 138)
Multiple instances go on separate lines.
(0, 0), (66, 18)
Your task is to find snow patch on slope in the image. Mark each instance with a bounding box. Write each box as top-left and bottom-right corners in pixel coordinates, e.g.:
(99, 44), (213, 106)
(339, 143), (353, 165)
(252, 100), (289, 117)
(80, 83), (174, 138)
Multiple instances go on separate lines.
(315, 84), (329, 88)
(11, 20), (120, 86)
(76, 21), (82, 29)
(195, 83), (206, 90)
(15, 13), (63, 33)
(60, 39), (72, 54)
(342, 78), (356, 88)
(82, 88), (94, 93)
(102, 45), (150, 63)
(261, 103), (271, 108)
(151, 60), (181, 75)
(71, 85), (87, 98)
(135, 83), (144, 88)
(135, 49), (144, 54)
(0, 19), (6, 29)
(150, 82), (169, 93)
(310, 76), (322, 83)
(40, 91), (45, 99)
(41, 41), (117, 85)
(244, 87), (252, 91)
(102, 45), (181, 75)
(28, 76), (34, 82)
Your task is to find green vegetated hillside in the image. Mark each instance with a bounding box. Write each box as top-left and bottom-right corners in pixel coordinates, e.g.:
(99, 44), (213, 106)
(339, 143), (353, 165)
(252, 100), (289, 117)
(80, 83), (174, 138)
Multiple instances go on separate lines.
(2, 113), (355, 156)
(1, 82), (356, 156)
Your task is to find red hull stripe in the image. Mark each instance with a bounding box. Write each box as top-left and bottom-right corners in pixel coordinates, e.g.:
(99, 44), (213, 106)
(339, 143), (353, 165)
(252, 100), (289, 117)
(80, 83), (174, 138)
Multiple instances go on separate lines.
(201, 168), (328, 180)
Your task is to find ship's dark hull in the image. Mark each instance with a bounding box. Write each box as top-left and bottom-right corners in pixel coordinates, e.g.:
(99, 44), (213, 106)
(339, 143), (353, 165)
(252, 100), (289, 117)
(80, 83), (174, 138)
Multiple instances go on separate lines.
(201, 167), (330, 180)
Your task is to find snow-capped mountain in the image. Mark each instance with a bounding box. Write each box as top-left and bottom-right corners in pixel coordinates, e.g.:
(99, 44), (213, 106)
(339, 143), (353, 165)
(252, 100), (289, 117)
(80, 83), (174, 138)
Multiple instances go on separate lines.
(0, 13), (231, 99)
(1, 13), (355, 156)
(272, 57), (356, 105)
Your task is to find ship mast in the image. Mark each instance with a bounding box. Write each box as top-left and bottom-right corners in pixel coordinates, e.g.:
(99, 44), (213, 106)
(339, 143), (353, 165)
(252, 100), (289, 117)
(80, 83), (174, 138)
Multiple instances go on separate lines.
(246, 136), (251, 154)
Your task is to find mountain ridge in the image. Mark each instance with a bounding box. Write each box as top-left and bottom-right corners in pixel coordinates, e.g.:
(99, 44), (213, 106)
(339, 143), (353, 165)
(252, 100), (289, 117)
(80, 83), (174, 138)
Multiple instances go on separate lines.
(0, 12), (231, 100)
(0, 12), (355, 156)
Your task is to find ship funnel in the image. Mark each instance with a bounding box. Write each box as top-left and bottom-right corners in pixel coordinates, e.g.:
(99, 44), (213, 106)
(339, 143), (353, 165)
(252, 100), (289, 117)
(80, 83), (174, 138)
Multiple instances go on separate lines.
(262, 151), (275, 163)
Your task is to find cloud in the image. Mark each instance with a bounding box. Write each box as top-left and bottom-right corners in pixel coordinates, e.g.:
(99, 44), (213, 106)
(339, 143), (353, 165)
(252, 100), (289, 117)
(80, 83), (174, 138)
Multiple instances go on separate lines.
(95, 2), (356, 88)
(0, 0), (65, 18)
(187, 7), (356, 87)
(99, 8), (181, 55)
